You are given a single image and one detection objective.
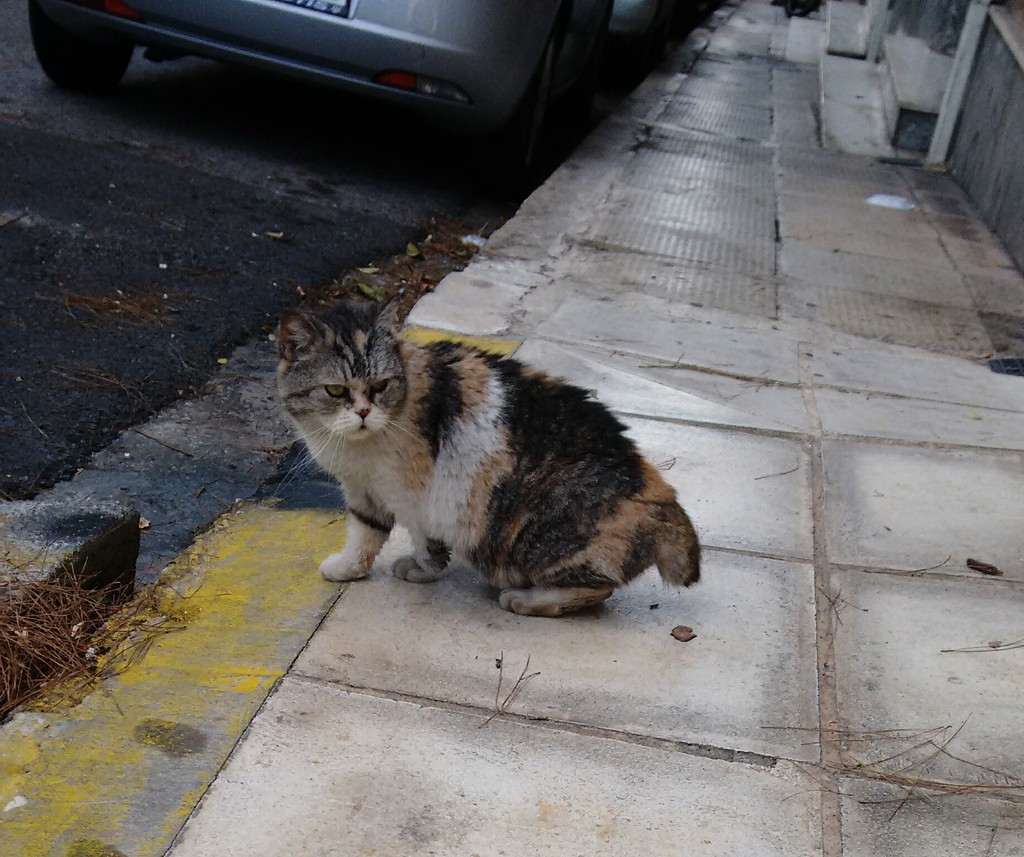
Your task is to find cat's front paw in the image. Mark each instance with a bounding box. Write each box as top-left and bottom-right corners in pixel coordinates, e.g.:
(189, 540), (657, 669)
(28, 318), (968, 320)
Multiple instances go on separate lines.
(392, 555), (447, 583)
(319, 549), (372, 582)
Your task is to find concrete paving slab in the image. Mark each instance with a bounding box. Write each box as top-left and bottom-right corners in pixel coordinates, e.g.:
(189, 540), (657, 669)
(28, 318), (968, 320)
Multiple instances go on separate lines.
(807, 339), (1024, 411)
(823, 441), (1024, 579)
(599, 185), (776, 238)
(940, 232), (1022, 276)
(533, 293), (802, 382)
(815, 387), (1024, 450)
(777, 145), (903, 188)
(295, 546), (818, 761)
(773, 104), (821, 149)
(637, 364), (812, 434)
(783, 225), (952, 269)
(676, 74), (772, 107)
(558, 247), (776, 315)
(585, 189), (776, 275)
(820, 54), (896, 157)
(779, 240), (960, 299)
(779, 191), (938, 242)
(778, 238), (970, 305)
(621, 415), (813, 559)
(786, 16), (824, 65)
(518, 336), (811, 433)
(705, 28), (774, 60)
(840, 777), (1024, 857)
(405, 270), (530, 336)
(167, 677), (824, 857)
(826, 0), (867, 58)
(627, 139), (775, 196)
(833, 569), (1024, 780)
(776, 169), (909, 204)
(693, 54), (776, 86)
(659, 94), (774, 140)
(780, 278), (994, 357)
(962, 267), (1024, 316)
(515, 338), (803, 433)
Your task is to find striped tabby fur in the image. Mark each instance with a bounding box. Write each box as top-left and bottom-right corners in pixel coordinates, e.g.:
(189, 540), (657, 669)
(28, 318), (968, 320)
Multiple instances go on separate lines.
(277, 302), (700, 617)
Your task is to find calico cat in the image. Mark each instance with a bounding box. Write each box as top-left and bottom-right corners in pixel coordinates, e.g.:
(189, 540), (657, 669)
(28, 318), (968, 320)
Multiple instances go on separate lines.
(276, 301), (700, 617)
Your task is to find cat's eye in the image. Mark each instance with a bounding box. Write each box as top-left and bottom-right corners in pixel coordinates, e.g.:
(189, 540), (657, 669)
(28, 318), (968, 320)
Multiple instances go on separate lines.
(368, 379), (388, 395)
(324, 384), (348, 399)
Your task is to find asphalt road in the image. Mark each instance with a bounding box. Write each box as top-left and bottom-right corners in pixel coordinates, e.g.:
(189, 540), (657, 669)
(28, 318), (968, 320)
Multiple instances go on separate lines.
(0, 4), (521, 500)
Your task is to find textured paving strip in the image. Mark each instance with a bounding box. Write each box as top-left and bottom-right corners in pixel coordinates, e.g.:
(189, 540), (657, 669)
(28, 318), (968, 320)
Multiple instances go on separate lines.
(0, 504), (347, 857)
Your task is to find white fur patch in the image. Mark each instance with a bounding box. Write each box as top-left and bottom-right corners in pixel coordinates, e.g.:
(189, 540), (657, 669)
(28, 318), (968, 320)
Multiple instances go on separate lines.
(427, 375), (505, 550)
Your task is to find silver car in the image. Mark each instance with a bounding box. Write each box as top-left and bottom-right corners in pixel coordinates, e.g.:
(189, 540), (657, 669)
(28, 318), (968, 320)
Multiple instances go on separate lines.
(29, 0), (612, 173)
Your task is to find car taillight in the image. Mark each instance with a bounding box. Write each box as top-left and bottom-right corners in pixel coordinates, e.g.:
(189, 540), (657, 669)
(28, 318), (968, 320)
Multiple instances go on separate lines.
(64, 0), (142, 20)
(373, 70), (470, 104)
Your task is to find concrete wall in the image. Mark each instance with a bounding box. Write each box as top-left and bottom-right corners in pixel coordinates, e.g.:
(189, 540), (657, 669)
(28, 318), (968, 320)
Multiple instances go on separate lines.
(949, 14), (1024, 273)
(887, 0), (970, 55)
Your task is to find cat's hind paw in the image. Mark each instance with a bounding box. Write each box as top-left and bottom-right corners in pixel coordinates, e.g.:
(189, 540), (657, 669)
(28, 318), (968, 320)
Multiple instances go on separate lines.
(319, 550), (372, 582)
(392, 555), (447, 583)
(499, 586), (614, 617)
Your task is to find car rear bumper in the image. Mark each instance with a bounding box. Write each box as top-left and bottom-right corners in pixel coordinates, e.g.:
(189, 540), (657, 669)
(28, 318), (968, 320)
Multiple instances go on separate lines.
(35, 0), (559, 133)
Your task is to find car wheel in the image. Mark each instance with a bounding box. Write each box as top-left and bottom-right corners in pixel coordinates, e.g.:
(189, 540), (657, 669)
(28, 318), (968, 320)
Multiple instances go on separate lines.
(784, 0), (820, 18)
(561, 0), (612, 129)
(29, 0), (133, 93)
(621, 0), (673, 87)
(490, 26), (558, 195)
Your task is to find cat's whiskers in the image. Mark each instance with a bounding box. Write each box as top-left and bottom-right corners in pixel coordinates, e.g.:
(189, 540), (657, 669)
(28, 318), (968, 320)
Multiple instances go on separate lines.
(268, 426), (335, 497)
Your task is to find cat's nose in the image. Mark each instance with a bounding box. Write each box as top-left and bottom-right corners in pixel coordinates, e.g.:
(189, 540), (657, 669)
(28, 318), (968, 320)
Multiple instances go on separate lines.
(355, 406), (371, 420)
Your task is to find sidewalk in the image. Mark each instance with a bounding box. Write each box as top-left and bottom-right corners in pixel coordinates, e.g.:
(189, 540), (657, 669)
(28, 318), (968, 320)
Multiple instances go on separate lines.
(4, 1), (1024, 855)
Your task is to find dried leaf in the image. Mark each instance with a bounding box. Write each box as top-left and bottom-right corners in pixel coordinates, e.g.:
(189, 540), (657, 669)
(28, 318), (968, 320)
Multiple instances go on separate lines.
(966, 558), (1003, 576)
(263, 231), (285, 240)
(0, 212), (25, 228)
(356, 281), (386, 302)
(670, 625), (696, 642)
(406, 242), (421, 257)
(357, 266), (380, 274)
(138, 517), (151, 530)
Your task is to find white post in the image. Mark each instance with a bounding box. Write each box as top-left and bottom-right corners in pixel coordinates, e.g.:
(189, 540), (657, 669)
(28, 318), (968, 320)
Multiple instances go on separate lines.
(926, 0), (993, 166)
(865, 0), (892, 63)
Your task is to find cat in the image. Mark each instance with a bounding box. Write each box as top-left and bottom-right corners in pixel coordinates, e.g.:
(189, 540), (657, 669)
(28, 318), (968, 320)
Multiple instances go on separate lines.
(276, 301), (700, 617)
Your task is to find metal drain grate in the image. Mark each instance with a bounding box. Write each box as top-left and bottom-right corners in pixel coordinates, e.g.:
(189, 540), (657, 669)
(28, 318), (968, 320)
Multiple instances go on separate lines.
(989, 358), (1024, 376)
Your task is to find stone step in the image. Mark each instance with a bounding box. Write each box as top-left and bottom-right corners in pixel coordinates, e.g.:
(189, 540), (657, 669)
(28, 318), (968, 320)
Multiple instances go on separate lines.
(879, 31), (953, 150)
(826, 0), (868, 58)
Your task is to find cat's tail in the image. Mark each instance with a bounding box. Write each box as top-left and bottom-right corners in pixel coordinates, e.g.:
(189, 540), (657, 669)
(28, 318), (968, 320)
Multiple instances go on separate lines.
(654, 501), (701, 587)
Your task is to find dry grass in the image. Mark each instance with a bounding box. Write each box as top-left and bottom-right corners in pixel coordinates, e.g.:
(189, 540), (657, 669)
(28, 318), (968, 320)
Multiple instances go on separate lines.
(41, 288), (205, 326)
(302, 217), (491, 320)
(770, 723), (1024, 816)
(0, 575), (184, 721)
(481, 651), (540, 727)
(51, 362), (147, 405)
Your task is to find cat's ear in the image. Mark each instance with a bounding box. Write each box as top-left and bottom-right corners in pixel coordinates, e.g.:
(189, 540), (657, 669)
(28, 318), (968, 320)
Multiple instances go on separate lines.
(375, 300), (402, 337)
(278, 311), (323, 361)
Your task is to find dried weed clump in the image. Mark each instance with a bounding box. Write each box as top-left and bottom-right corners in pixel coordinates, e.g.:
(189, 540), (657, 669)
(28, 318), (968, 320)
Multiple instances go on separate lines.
(0, 575), (183, 721)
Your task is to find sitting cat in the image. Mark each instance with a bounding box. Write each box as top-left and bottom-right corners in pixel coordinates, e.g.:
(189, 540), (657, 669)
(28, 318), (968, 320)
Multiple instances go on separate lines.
(276, 301), (700, 617)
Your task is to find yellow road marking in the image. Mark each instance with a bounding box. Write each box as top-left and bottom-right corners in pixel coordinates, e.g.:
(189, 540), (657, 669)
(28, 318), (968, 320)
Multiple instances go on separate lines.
(0, 503), (346, 857)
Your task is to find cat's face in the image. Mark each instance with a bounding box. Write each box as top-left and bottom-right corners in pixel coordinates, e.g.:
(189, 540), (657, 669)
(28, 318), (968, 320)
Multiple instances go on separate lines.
(276, 303), (407, 444)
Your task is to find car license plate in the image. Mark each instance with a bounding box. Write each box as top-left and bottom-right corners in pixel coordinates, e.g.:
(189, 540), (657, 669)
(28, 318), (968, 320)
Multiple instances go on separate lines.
(270, 0), (351, 18)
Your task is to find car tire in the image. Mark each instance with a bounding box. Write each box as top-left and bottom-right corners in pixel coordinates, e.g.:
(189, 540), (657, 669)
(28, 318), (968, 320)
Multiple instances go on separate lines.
(561, 0), (612, 129)
(621, 0), (674, 87)
(784, 0), (820, 18)
(490, 26), (559, 196)
(29, 0), (133, 93)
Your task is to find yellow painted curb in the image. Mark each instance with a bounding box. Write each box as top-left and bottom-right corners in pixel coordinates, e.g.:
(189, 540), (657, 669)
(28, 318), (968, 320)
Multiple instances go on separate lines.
(403, 326), (521, 356)
(0, 503), (347, 857)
